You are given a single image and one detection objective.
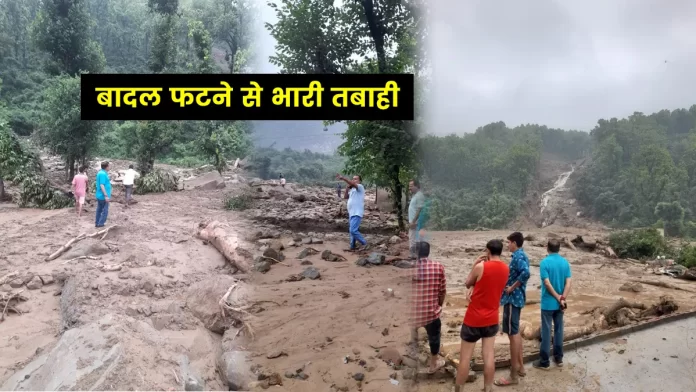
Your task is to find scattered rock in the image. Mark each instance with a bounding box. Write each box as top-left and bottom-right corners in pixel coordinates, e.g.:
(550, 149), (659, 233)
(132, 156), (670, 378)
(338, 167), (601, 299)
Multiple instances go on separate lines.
(298, 248), (317, 259)
(254, 261), (272, 273)
(0, 284), (12, 292)
(377, 347), (402, 366)
(311, 238), (323, 244)
(619, 282), (644, 292)
(186, 275), (247, 334)
(301, 267), (321, 280)
(352, 373), (364, 381)
(366, 252), (386, 265)
(388, 236), (401, 244)
(218, 351), (252, 390)
(321, 249), (345, 262)
(184, 376), (204, 391)
(183, 171), (226, 191)
(9, 280), (24, 289)
(402, 368), (416, 380)
(26, 276), (43, 290)
(301, 237), (312, 245)
(382, 327), (389, 336)
(355, 258), (368, 267)
(117, 268), (132, 279)
(262, 247), (284, 261)
(40, 275), (55, 285)
(266, 350), (287, 359)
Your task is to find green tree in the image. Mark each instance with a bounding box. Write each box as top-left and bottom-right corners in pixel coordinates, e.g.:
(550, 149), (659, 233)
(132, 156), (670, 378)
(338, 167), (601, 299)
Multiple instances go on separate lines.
(39, 75), (102, 180)
(655, 201), (685, 237)
(33, 0), (105, 75)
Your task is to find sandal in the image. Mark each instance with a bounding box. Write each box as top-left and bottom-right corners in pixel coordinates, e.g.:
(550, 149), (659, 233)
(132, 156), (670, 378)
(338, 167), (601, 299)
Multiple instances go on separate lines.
(493, 377), (519, 386)
(427, 358), (446, 374)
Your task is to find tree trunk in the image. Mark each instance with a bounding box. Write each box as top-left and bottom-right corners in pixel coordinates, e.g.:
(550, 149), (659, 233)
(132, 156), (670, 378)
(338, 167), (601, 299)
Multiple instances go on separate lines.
(390, 165), (404, 231)
(0, 178), (5, 201)
(374, 185), (378, 204)
(197, 220), (249, 273)
(360, 0), (387, 73)
(68, 157), (75, 182)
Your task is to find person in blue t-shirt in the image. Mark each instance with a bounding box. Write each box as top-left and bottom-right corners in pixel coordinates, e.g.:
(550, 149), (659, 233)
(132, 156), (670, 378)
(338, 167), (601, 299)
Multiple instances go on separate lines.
(95, 161), (112, 228)
(533, 239), (572, 370)
(336, 173), (367, 251)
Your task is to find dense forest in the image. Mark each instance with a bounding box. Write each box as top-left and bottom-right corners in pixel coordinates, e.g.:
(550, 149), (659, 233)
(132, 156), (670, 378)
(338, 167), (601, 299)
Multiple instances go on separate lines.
(419, 122), (590, 230)
(575, 107), (696, 237)
(0, 0), (256, 196)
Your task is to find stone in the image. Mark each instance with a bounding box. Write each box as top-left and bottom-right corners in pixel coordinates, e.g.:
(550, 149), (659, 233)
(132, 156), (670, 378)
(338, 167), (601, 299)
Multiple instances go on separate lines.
(402, 368), (416, 380)
(186, 275), (246, 334)
(297, 248), (313, 259)
(619, 282), (644, 292)
(266, 350), (287, 359)
(296, 372), (309, 380)
(218, 351), (252, 390)
(301, 267), (321, 280)
(355, 258), (368, 267)
(26, 276), (43, 290)
(183, 171), (226, 191)
(9, 280), (24, 288)
(377, 347), (402, 366)
(262, 247), (283, 261)
(254, 261), (272, 273)
(310, 238), (323, 244)
(301, 237), (312, 245)
(300, 260), (313, 265)
(118, 268), (132, 279)
(0, 284), (12, 292)
(184, 376), (204, 391)
(287, 241), (296, 247)
(352, 373), (364, 381)
(366, 252), (386, 265)
(40, 275), (55, 285)
(388, 236), (401, 244)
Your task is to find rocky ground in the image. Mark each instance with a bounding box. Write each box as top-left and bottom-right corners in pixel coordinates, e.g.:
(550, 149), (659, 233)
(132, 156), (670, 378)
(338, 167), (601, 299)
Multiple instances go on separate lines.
(2, 156), (696, 392)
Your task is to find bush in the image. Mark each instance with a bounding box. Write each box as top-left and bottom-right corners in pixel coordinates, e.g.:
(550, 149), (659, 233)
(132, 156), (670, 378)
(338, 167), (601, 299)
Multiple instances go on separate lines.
(677, 245), (696, 269)
(608, 228), (671, 259)
(224, 193), (253, 211)
(134, 169), (179, 194)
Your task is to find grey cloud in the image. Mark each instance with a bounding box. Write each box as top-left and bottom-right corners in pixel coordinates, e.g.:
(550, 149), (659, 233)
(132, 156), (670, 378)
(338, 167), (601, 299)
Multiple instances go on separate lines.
(426, 0), (696, 133)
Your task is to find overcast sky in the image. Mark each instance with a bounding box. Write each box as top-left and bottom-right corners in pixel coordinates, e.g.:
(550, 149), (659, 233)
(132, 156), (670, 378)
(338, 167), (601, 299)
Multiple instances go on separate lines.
(426, 0), (696, 134)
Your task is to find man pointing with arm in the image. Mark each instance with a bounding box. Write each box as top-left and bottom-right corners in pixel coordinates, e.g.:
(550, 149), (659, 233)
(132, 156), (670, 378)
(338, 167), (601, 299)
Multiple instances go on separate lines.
(336, 174), (367, 251)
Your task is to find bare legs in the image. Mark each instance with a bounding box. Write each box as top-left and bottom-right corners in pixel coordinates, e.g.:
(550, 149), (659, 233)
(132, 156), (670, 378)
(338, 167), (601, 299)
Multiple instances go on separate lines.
(454, 337), (494, 392)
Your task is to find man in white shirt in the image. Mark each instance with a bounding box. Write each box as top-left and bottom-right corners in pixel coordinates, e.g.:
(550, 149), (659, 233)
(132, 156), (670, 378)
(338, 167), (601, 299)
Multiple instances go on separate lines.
(122, 165), (139, 207)
(336, 173), (368, 251)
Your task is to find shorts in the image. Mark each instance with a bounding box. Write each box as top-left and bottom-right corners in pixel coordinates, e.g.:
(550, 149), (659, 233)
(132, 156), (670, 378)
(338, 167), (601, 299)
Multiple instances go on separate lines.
(460, 323), (499, 343)
(502, 304), (521, 335)
(76, 195), (85, 206)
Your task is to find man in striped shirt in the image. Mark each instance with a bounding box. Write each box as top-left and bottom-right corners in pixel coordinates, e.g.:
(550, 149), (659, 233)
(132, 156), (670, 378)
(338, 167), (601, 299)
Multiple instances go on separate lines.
(410, 241), (447, 374)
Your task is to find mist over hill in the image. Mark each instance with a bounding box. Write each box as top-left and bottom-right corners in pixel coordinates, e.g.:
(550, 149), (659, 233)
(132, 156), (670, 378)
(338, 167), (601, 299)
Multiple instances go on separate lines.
(251, 121), (346, 153)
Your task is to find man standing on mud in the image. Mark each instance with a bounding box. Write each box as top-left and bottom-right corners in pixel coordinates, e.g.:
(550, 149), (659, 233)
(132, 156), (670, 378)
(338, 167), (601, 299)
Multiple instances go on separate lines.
(455, 239), (509, 392)
(410, 241), (446, 374)
(336, 173), (367, 251)
(533, 239), (571, 370)
(495, 232), (531, 387)
(408, 179), (425, 259)
(122, 164), (138, 208)
(95, 161), (112, 228)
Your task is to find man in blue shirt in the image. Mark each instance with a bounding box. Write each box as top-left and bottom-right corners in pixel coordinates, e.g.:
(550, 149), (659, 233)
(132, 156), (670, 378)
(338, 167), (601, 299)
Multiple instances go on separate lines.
(95, 161), (112, 228)
(336, 173), (367, 251)
(495, 232), (530, 387)
(533, 239), (572, 370)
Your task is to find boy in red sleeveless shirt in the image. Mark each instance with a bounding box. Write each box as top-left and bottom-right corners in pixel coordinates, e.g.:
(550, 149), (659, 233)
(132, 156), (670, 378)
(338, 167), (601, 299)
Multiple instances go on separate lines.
(454, 239), (509, 392)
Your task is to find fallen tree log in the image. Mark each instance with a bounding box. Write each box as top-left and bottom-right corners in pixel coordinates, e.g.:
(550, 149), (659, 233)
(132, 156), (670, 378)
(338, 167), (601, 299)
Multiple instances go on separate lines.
(197, 221), (250, 273)
(632, 280), (695, 293)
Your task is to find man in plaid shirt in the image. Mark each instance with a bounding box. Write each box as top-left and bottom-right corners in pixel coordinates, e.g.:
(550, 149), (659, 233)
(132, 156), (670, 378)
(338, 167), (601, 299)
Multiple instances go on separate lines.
(410, 241), (447, 374)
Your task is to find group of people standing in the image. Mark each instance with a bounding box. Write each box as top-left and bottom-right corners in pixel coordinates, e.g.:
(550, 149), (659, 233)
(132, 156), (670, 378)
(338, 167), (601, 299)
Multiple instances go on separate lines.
(335, 174), (431, 253)
(70, 161), (138, 227)
(411, 232), (572, 392)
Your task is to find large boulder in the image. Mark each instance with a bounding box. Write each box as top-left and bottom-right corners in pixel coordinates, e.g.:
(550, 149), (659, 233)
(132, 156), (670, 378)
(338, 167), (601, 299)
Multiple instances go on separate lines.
(218, 350), (252, 390)
(1, 315), (224, 391)
(184, 171), (226, 191)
